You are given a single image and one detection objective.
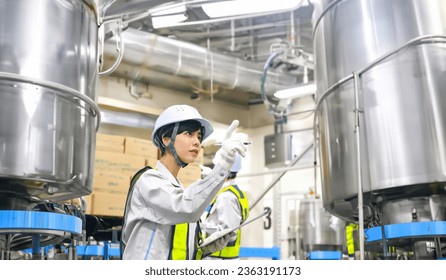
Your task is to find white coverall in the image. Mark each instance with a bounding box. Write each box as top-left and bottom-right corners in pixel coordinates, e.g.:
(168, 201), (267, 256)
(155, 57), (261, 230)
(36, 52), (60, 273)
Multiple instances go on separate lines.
(122, 160), (228, 260)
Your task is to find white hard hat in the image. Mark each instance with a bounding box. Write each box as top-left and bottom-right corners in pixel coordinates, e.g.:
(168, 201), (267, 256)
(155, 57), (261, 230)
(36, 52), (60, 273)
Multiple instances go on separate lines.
(230, 153), (242, 173)
(151, 105), (214, 147)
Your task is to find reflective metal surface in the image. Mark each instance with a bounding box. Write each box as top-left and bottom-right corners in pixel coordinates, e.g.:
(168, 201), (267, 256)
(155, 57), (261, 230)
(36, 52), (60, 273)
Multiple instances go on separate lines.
(313, 0), (446, 220)
(298, 198), (345, 256)
(103, 28), (299, 97)
(0, 0), (100, 203)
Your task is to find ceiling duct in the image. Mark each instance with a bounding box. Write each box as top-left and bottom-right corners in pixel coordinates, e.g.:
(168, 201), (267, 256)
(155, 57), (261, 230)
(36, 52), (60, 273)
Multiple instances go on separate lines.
(103, 28), (298, 96)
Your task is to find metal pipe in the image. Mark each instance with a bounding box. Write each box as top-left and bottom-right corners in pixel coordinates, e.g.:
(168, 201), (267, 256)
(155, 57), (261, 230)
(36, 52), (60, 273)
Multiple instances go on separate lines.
(100, 108), (156, 128)
(353, 71), (365, 260)
(260, 49), (286, 117)
(237, 163), (315, 178)
(100, 19), (125, 76)
(103, 28), (297, 95)
(250, 142), (314, 210)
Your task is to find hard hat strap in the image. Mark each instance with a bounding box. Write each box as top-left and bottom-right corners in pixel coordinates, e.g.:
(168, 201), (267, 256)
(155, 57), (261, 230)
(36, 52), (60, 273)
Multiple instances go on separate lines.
(167, 122), (188, 168)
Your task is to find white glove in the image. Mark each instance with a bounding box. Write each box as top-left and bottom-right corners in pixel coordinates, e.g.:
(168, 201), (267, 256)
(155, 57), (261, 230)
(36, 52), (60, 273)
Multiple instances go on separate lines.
(201, 232), (230, 256)
(228, 230), (237, 243)
(212, 120), (247, 170)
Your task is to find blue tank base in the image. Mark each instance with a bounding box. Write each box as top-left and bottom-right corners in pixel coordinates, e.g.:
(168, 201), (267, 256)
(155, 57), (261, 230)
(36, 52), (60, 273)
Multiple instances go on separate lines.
(239, 246), (281, 260)
(364, 221), (446, 260)
(0, 210), (82, 258)
(307, 250), (343, 260)
(365, 221), (446, 242)
(77, 242), (120, 260)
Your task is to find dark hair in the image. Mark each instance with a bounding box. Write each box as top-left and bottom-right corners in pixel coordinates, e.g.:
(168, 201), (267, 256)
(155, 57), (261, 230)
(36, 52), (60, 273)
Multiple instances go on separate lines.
(156, 120), (204, 155)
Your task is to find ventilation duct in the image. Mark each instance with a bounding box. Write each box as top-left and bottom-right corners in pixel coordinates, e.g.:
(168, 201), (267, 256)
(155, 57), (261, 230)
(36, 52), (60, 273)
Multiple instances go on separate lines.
(103, 28), (298, 95)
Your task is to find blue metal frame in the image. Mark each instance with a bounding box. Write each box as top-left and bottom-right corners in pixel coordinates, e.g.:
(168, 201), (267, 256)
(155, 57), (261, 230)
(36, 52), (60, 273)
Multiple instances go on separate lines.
(75, 245), (280, 260)
(77, 242), (120, 259)
(77, 245), (105, 257)
(0, 210), (82, 235)
(365, 221), (446, 242)
(239, 246), (281, 260)
(307, 250), (342, 260)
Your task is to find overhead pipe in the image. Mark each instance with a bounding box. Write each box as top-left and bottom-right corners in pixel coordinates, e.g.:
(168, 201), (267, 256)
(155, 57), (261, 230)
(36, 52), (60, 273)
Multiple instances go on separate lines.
(103, 28), (298, 95)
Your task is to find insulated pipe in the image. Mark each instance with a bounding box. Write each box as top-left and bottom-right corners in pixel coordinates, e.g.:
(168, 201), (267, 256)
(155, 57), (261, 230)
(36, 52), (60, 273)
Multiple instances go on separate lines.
(103, 28), (297, 95)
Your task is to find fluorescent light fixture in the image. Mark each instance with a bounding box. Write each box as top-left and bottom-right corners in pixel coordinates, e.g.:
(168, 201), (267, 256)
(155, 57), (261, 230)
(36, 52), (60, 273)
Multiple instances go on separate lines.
(274, 83), (316, 100)
(149, 0), (304, 28)
(202, 0), (303, 18)
(151, 5), (187, 28)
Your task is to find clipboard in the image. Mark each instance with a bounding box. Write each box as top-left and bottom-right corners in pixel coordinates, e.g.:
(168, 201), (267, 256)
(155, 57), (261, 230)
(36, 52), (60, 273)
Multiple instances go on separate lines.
(199, 208), (270, 248)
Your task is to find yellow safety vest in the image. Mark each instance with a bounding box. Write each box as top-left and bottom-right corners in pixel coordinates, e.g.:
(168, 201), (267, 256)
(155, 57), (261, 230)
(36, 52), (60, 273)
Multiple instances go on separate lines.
(207, 185), (250, 259)
(345, 223), (358, 256)
(169, 222), (203, 260)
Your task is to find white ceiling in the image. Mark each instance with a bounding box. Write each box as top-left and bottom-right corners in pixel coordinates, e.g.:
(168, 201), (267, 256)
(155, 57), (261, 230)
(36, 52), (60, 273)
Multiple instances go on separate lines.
(103, 0), (315, 105)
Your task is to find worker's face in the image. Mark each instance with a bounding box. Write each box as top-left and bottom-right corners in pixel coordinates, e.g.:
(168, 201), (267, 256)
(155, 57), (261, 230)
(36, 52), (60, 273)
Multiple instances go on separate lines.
(168, 129), (202, 163)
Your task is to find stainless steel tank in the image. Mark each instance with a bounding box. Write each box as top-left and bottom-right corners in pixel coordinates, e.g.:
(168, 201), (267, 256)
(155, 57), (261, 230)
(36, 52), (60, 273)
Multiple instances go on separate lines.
(313, 0), (446, 222)
(0, 0), (106, 206)
(298, 198), (345, 258)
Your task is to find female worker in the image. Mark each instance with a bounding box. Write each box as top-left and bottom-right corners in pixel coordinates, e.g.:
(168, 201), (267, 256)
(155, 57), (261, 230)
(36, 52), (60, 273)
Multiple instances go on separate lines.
(121, 104), (247, 260)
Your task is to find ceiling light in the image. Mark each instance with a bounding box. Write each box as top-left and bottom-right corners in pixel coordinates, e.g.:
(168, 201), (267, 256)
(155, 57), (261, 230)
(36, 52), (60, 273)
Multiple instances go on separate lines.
(274, 83), (316, 100)
(202, 0), (303, 18)
(152, 14), (188, 28)
(151, 5), (187, 28)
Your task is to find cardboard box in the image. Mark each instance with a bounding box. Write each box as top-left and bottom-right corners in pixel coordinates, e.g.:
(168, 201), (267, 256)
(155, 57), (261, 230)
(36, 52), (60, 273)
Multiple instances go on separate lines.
(124, 137), (158, 159)
(93, 171), (130, 194)
(145, 158), (158, 168)
(178, 163), (201, 182)
(89, 192), (127, 217)
(96, 134), (125, 153)
(96, 133), (126, 145)
(94, 151), (146, 176)
(95, 143), (125, 153)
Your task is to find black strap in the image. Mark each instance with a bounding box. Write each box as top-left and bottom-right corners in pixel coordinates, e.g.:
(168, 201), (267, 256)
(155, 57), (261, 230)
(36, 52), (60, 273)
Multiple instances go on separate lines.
(120, 165), (153, 259)
(166, 123), (188, 168)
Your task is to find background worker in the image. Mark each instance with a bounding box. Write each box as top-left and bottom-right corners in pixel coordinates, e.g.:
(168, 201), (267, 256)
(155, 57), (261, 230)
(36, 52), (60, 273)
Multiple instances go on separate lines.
(121, 104), (247, 260)
(202, 153), (250, 259)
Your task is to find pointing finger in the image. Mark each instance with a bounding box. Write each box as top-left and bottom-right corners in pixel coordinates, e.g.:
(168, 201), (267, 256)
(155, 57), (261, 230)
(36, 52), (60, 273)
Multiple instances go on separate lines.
(224, 120), (239, 140)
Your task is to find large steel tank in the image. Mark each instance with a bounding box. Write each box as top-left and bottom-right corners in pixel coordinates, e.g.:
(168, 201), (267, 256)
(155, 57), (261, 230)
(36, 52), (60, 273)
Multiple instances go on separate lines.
(0, 0), (106, 207)
(313, 0), (446, 223)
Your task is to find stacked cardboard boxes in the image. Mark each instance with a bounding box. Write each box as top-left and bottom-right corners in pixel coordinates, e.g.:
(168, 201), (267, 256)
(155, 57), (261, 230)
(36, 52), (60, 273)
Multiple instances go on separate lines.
(178, 149), (204, 187)
(87, 134), (158, 217)
(124, 136), (158, 168)
(178, 163), (202, 187)
(95, 133), (125, 153)
(85, 135), (205, 214)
